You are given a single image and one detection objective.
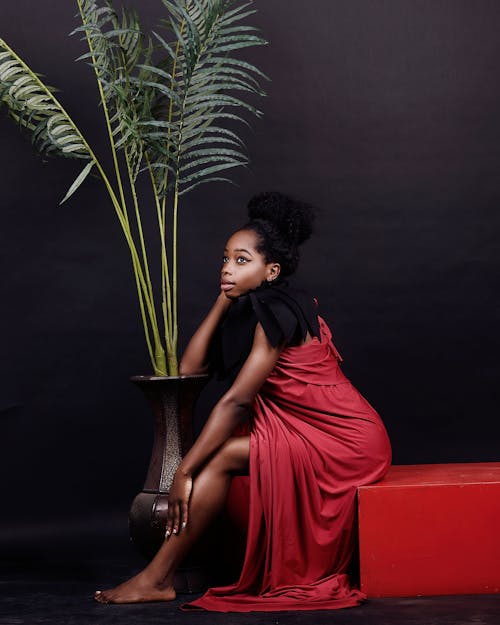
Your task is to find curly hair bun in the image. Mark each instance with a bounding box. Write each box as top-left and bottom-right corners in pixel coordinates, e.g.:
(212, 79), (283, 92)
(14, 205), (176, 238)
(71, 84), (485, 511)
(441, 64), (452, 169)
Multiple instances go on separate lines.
(247, 191), (315, 247)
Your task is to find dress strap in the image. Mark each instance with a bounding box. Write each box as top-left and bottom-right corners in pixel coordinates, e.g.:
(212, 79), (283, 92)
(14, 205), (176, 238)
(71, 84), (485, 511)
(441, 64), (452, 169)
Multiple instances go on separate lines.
(249, 282), (320, 347)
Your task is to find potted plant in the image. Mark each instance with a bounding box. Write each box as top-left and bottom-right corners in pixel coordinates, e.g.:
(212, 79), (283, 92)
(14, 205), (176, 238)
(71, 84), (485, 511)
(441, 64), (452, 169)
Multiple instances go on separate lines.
(0, 0), (266, 570)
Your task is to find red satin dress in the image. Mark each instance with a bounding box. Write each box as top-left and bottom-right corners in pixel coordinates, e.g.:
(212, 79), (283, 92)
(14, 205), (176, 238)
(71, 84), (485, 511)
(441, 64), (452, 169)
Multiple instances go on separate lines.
(186, 316), (392, 612)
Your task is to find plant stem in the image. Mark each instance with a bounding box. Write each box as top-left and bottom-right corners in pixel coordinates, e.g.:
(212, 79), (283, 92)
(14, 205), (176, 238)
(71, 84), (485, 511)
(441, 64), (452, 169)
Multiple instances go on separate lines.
(146, 154), (174, 367)
(95, 158), (158, 371)
(162, 194), (173, 340)
(157, 30), (184, 375)
(172, 185), (179, 360)
(126, 150), (167, 375)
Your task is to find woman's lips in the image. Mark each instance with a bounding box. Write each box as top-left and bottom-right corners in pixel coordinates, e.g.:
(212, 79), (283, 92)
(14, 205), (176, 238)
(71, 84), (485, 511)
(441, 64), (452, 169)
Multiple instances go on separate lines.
(220, 282), (235, 291)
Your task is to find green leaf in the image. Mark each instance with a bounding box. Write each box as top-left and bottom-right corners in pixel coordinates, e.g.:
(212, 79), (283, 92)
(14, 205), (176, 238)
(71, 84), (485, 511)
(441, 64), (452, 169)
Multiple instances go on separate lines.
(182, 147), (247, 161)
(179, 176), (233, 195)
(207, 56), (269, 80)
(151, 31), (178, 62)
(59, 160), (95, 204)
(179, 160), (245, 184)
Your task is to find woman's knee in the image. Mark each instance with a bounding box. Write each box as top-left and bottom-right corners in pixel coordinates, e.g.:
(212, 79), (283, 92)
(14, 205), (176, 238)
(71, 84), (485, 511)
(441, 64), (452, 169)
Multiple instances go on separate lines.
(210, 436), (250, 474)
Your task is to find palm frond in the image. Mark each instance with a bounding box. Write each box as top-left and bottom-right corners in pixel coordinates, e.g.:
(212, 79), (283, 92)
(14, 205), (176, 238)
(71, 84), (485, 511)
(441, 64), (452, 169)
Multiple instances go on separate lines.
(75, 0), (150, 181)
(0, 41), (91, 160)
(0, 38), (95, 201)
(140, 0), (267, 195)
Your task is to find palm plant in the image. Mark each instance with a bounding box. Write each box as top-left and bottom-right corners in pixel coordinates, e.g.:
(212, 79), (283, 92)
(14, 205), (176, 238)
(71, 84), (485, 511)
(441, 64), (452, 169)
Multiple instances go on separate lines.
(0, 0), (266, 375)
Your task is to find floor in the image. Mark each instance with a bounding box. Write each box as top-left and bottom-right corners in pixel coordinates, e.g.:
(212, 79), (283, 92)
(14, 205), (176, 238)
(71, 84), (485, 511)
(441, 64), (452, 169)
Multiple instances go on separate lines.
(2, 579), (499, 625)
(1, 521), (499, 625)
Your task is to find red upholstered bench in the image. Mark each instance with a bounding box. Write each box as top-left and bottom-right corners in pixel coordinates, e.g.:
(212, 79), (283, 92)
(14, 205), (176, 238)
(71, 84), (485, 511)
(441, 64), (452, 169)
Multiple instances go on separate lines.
(357, 462), (500, 598)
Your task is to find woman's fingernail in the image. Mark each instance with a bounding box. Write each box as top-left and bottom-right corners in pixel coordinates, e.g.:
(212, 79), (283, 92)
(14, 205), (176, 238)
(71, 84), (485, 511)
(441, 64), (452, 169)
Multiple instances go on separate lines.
(173, 528), (177, 534)
(166, 529), (171, 537)
(181, 522), (186, 529)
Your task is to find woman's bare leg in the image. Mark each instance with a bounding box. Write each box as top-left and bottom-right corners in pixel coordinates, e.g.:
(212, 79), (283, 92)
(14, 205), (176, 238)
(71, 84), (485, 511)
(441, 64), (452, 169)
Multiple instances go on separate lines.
(94, 435), (249, 604)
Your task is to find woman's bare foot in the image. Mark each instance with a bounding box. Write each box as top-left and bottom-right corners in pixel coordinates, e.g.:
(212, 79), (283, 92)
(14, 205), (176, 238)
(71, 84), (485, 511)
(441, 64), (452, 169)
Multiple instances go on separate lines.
(94, 572), (176, 604)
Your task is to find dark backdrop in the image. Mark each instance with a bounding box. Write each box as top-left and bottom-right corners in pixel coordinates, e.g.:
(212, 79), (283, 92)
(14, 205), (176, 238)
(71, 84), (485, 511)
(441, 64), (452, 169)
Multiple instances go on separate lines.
(1, 1), (499, 539)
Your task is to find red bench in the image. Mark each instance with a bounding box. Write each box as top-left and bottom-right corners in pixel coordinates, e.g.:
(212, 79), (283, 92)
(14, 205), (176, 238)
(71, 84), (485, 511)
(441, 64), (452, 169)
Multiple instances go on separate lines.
(357, 463), (500, 597)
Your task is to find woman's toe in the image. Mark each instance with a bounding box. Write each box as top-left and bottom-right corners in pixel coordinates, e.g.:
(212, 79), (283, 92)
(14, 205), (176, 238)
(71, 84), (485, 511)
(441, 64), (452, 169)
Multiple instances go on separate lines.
(94, 591), (108, 603)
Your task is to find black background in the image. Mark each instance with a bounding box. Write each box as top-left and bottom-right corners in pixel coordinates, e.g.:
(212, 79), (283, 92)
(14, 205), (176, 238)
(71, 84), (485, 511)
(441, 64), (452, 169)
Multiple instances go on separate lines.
(1, 0), (499, 539)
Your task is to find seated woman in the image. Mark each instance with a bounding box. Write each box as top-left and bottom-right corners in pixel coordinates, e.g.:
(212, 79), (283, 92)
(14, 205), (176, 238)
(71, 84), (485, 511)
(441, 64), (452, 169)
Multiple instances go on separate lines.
(95, 191), (392, 611)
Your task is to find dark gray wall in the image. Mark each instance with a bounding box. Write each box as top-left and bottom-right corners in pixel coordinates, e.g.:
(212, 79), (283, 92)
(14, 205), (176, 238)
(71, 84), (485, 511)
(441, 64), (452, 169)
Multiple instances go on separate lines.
(1, 1), (499, 529)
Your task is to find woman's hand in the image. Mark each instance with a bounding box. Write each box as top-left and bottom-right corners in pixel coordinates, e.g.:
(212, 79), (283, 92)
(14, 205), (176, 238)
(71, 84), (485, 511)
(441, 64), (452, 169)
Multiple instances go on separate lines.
(178, 291), (233, 376)
(217, 289), (234, 306)
(165, 469), (193, 538)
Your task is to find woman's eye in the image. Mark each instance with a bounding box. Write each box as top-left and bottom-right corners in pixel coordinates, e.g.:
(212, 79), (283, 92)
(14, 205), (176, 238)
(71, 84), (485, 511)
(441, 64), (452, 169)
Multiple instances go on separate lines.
(222, 256), (229, 263)
(237, 257), (248, 264)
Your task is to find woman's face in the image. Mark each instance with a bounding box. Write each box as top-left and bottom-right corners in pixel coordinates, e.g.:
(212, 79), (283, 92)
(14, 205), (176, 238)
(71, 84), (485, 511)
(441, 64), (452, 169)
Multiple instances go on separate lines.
(220, 229), (280, 299)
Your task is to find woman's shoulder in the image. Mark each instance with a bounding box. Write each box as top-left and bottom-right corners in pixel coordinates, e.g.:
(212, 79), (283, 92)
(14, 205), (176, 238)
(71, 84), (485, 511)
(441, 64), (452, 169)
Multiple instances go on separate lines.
(249, 281), (320, 347)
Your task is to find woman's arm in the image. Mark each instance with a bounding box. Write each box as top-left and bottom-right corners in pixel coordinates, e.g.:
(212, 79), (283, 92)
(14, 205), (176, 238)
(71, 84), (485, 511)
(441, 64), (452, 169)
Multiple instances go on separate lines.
(179, 292), (232, 375)
(167, 323), (283, 535)
(181, 322), (282, 474)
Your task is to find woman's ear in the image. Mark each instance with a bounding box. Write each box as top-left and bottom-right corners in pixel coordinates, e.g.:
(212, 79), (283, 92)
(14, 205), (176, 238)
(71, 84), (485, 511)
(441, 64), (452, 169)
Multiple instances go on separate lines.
(266, 263), (281, 282)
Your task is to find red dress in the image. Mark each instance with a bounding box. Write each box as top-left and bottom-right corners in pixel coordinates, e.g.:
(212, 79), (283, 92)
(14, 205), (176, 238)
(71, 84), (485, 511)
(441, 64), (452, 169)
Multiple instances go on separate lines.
(186, 315), (392, 612)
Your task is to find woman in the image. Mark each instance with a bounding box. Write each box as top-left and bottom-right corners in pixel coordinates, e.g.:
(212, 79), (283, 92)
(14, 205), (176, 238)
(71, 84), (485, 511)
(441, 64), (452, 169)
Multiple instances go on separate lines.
(95, 192), (391, 611)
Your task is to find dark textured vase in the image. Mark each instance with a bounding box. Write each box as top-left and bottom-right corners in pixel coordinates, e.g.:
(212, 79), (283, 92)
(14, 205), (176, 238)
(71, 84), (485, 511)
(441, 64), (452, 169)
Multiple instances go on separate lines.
(128, 374), (209, 592)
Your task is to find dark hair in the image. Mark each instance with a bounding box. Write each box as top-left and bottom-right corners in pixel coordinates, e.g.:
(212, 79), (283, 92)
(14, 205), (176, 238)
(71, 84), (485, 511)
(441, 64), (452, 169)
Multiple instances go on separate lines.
(241, 191), (315, 277)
